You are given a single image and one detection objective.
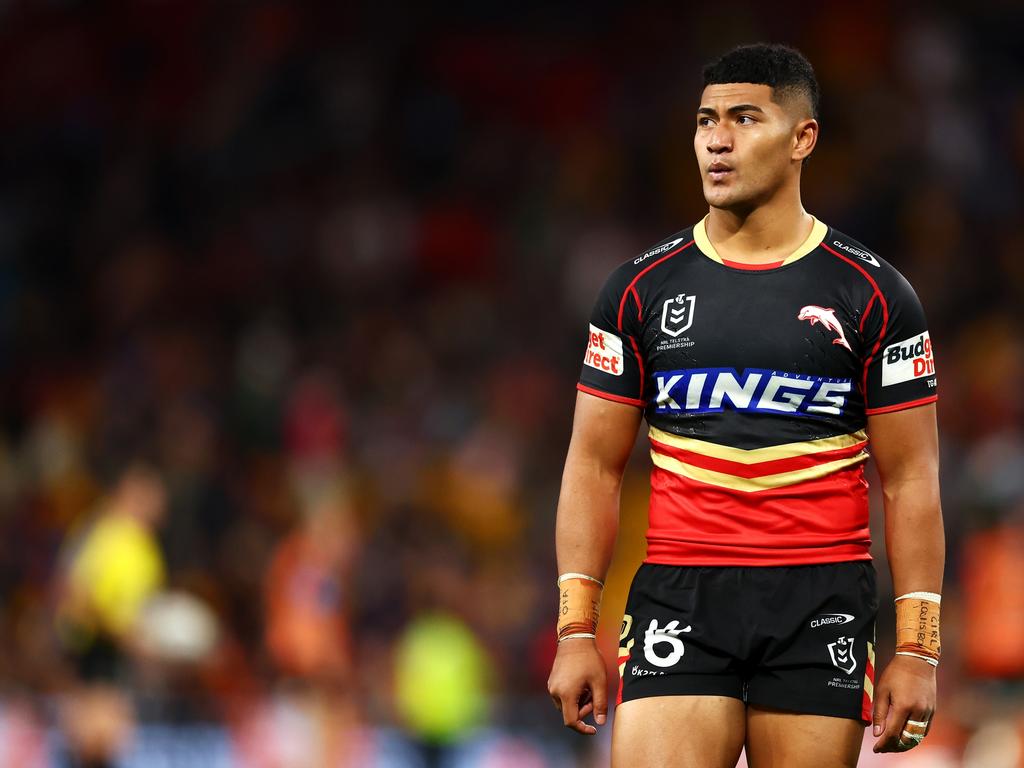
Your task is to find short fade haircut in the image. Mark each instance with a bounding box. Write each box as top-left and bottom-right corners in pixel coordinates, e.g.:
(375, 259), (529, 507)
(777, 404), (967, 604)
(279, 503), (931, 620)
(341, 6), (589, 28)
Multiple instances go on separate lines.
(702, 43), (820, 121)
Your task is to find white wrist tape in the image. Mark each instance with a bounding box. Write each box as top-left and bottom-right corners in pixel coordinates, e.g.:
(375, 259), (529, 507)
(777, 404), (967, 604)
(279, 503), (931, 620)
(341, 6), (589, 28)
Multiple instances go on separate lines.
(896, 651), (939, 667)
(558, 632), (597, 642)
(895, 591), (941, 603)
(558, 572), (604, 587)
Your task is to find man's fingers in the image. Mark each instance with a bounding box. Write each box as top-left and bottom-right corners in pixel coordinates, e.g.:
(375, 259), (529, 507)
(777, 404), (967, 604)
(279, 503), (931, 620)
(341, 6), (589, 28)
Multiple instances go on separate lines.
(559, 691), (580, 729)
(562, 695), (596, 736)
(874, 700), (910, 753)
(871, 686), (890, 739)
(554, 685), (602, 736)
(895, 710), (933, 752)
(570, 719), (598, 735)
(875, 704), (934, 753)
(592, 673), (608, 726)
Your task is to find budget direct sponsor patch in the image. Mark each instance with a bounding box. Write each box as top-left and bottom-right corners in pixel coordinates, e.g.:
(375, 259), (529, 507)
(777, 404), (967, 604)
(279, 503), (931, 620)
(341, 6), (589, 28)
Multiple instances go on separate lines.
(882, 331), (935, 386)
(584, 324), (624, 376)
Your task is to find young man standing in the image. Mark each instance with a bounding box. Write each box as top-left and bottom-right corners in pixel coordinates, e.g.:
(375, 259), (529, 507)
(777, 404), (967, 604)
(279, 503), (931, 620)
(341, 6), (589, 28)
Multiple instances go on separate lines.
(547, 44), (944, 767)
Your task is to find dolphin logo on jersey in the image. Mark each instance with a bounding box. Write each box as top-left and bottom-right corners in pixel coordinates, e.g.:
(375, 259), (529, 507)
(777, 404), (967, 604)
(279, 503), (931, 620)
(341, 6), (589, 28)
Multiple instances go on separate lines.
(798, 305), (852, 352)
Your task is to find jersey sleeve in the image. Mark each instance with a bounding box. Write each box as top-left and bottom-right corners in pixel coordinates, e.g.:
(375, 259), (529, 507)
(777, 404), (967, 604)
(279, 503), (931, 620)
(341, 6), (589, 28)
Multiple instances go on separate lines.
(577, 268), (646, 407)
(861, 270), (938, 415)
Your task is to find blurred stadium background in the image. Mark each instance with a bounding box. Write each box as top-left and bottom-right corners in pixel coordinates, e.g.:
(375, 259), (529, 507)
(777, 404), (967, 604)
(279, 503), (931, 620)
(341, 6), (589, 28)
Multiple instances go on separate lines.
(0, 2), (1022, 766)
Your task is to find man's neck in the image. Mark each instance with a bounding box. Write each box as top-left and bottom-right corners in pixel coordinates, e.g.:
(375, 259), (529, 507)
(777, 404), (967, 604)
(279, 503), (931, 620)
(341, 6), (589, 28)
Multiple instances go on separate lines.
(705, 196), (813, 265)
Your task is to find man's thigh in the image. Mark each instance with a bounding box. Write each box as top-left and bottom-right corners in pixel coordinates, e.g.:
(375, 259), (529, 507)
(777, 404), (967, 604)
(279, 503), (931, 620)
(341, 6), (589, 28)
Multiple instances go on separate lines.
(745, 706), (863, 768)
(612, 695), (746, 768)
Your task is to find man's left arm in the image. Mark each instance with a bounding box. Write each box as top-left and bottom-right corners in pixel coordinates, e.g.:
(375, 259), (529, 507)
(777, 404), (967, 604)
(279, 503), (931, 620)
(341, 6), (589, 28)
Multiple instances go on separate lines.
(867, 402), (945, 753)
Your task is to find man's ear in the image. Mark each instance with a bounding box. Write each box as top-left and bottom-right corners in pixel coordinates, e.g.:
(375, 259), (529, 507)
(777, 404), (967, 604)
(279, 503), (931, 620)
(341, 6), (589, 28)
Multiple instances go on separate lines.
(793, 118), (818, 162)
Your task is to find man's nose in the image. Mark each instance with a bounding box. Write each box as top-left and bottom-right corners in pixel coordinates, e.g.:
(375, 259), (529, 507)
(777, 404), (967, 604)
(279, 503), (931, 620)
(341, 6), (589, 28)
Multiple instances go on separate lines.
(707, 125), (731, 153)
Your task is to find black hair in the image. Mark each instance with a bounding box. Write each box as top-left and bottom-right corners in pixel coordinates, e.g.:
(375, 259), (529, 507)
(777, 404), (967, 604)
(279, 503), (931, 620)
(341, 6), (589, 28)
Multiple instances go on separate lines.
(702, 43), (820, 121)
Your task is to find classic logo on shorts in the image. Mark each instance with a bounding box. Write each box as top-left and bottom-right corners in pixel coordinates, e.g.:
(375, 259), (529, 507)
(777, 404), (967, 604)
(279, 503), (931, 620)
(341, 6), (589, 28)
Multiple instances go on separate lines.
(810, 613), (855, 629)
(642, 619), (691, 668)
(827, 636), (858, 675)
(882, 331), (935, 386)
(661, 294), (696, 337)
(584, 324), (624, 376)
(797, 305), (852, 352)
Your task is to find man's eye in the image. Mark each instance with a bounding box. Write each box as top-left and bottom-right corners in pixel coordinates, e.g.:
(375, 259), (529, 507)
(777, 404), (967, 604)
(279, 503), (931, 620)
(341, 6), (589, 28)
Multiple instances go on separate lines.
(698, 117), (714, 127)
(737, 115), (755, 125)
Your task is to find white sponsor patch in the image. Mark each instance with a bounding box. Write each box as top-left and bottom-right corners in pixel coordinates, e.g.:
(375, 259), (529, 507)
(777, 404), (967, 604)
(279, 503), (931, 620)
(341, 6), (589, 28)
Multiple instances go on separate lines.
(882, 331), (935, 386)
(584, 324), (624, 376)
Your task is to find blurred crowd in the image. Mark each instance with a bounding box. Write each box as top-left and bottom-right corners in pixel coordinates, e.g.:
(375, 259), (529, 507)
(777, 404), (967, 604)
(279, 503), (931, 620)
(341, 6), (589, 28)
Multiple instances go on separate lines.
(0, 2), (1022, 766)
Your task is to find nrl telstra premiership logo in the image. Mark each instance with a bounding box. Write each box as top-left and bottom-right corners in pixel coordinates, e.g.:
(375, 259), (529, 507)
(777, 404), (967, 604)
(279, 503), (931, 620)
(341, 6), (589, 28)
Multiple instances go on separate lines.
(661, 293), (696, 337)
(827, 637), (857, 675)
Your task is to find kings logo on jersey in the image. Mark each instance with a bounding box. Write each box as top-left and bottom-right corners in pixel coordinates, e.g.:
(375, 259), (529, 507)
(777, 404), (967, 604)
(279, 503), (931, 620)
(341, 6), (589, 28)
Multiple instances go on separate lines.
(654, 368), (853, 417)
(661, 293), (696, 337)
(882, 331), (935, 386)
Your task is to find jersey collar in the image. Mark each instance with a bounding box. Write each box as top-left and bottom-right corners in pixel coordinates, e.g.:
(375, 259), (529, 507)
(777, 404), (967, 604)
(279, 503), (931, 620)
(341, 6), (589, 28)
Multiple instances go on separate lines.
(693, 215), (828, 267)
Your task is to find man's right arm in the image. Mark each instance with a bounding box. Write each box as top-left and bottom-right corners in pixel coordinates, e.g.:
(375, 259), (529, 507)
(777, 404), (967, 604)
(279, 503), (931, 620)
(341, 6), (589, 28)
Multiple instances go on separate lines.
(547, 390), (642, 735)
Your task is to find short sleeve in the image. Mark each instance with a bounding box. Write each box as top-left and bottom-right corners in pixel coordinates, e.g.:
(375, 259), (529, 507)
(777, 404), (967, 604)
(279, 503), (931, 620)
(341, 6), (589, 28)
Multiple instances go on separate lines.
(577, 270), (646, 407)
(862, 272), (938, 415)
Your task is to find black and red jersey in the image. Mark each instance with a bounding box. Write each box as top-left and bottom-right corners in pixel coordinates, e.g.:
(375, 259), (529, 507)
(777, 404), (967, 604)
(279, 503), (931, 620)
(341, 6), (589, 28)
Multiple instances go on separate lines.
(578, 216), (937, 566)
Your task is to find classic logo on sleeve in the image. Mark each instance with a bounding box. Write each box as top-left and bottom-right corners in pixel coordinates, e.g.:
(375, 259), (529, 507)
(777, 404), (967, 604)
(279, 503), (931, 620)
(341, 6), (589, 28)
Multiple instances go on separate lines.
(634, 237), (684, 265)
(584, 324), (624, 376)
(882, 331), (935, 386)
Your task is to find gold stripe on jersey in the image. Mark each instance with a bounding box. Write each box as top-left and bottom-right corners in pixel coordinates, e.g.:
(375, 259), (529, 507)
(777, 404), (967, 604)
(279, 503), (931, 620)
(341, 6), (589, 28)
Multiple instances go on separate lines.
(649, 426), (867, 464)
(693, 215), (828, 266)
(650, 448), (869, 492)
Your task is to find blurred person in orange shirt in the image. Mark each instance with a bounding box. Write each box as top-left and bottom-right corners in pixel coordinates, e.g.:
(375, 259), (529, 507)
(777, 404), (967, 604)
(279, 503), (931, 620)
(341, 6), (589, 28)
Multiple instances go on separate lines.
(261, 480), (360, 764)
(265, 481), (358, 682)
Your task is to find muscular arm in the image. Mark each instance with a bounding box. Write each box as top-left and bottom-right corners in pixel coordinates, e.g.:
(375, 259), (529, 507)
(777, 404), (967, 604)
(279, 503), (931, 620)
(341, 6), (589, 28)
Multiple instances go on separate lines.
(549, 391), (642, 735)
(867, 402), (944, 752)
(870, 403), (944, 596)
(555, 392), (643, 578)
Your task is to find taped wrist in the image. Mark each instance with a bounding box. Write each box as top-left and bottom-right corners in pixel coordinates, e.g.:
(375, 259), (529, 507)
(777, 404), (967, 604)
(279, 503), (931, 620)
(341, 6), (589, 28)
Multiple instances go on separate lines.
(895, 591), (941, 666)
(557, 573), (603, 642)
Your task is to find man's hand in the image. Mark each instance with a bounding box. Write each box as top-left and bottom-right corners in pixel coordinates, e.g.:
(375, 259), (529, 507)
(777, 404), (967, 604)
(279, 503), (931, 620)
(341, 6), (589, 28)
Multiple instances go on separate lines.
(871, 655), (936, 752)
(547, 638), (608, 735)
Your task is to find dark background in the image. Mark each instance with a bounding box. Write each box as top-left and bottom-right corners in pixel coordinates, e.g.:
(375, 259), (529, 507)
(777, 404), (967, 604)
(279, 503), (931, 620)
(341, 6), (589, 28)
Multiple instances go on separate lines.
(0, 2), (1022, 766)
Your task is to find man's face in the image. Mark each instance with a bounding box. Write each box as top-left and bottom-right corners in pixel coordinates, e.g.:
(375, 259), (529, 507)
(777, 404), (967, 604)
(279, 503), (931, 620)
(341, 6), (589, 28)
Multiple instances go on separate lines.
(694, 83), (809, 211)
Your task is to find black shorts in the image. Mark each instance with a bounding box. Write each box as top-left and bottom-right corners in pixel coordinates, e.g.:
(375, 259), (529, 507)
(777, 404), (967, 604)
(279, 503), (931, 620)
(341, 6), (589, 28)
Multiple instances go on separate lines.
(617, 561), (878, 723)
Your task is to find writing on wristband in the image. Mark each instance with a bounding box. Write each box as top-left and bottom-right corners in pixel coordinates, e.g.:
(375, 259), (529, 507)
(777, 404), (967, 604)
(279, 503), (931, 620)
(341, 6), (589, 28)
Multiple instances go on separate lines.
(557, 574), (603, 642)
(895, 593), (941, 664)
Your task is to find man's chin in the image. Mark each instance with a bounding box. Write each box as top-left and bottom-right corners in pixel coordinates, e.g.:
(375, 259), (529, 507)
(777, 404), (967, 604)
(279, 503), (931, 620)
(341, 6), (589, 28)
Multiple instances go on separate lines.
(704, 184), (760, 214)
(704, 186), (739, 209)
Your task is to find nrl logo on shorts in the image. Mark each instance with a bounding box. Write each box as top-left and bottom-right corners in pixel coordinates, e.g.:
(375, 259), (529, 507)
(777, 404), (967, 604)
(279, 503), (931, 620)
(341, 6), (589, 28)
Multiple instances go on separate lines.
(827, 637), (857, 675)
(661, 293), (696, 337)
